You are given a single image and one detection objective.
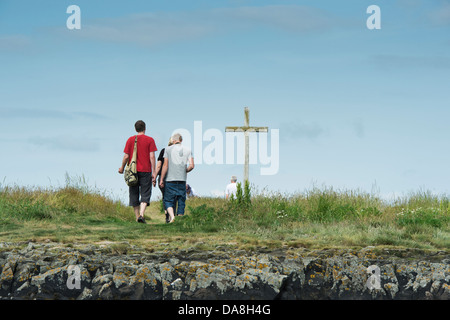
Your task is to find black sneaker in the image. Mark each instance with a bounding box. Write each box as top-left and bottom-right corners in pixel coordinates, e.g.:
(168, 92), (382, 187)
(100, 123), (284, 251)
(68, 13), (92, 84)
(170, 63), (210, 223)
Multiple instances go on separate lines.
(137, 216), (147, 224)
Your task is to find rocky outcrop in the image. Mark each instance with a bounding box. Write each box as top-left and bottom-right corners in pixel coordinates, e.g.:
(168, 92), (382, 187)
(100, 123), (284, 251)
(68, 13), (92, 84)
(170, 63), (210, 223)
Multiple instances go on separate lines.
(0, 242), (449, 300)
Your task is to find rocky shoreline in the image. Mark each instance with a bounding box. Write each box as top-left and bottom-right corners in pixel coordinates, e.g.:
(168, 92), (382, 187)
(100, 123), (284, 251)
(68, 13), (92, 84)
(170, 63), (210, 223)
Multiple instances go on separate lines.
(0, 241), (449, 300)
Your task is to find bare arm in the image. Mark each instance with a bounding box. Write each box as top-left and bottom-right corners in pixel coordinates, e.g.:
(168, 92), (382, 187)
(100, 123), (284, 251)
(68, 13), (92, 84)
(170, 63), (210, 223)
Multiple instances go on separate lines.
(159, 159), (168, 188)
(118, 153), (130, 174)
(186, 157), (195, 173)
(150, 152), (156, 173)
(155, 160), (162, 177)
(150, 151), (156, 185)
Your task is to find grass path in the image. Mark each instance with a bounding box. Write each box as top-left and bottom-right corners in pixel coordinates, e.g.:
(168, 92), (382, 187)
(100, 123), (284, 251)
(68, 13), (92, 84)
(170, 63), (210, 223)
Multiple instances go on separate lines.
(0, 183), (449, 253)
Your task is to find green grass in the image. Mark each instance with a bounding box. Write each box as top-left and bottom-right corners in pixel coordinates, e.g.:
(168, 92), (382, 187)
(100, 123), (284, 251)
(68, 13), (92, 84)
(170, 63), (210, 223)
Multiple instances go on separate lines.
(0, 179), (449, 252)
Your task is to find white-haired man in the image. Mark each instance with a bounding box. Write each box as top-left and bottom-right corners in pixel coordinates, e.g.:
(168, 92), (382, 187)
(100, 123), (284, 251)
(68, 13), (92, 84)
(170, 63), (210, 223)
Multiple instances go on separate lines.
(159, 133), (194, 222)
(225, 175), (238, 200)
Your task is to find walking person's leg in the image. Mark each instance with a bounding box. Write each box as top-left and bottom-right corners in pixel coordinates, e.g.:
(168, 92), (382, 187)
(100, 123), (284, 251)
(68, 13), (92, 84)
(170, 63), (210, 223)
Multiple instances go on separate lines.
(164, 182), (176, 223)
(176, 182), (187, 216)
(173, 196), (178, 216)
(159, 180), (169, 223)
(129, 184), (140, 221)
(138, 172), (152, 223)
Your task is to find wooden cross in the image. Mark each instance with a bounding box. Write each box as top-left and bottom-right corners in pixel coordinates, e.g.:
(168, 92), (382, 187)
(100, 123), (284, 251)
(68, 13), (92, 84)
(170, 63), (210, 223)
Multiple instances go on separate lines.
(225, 107), (268, 183)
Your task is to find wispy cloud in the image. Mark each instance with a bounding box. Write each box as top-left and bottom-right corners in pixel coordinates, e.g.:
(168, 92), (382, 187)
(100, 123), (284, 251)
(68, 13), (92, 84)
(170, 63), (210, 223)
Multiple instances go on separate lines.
(28, 135), (100, 152)
(428, 1), (450, 25)
(0, 34), (32, 51)
(395, 0), (424, 9)
(65, 5), (338, 47)
(368, 54), (450, 69)
(210, 189), (225, 198)
(281, 121), (328, 141)
(352, 118), (365, 139)
(214, 5), (335, 33)
(72, 111), (110, 120)
(76, 12), (212, 47)
(0, 108), (108, 120)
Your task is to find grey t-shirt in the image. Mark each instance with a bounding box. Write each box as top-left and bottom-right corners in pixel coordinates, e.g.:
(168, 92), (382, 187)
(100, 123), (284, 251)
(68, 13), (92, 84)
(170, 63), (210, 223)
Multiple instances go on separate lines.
(163, 144), (192, 182)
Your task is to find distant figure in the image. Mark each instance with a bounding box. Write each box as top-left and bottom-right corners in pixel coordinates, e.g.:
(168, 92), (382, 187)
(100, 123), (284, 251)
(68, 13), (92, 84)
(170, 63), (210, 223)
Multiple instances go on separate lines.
(155, 138), (174, 223)
(225, 175), (238, 200)
(159, 133), (195, 222)
(119, 120), (157, 223)
(186, 184), (197, 198)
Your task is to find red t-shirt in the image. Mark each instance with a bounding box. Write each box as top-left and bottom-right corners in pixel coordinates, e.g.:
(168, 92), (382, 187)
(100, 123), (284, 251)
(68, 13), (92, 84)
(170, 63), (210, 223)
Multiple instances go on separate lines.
(124, 134), (157, 173)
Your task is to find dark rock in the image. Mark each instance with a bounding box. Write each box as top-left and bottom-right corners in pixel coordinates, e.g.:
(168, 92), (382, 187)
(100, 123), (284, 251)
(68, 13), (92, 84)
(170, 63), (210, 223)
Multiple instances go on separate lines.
(0, 242), (448, 300)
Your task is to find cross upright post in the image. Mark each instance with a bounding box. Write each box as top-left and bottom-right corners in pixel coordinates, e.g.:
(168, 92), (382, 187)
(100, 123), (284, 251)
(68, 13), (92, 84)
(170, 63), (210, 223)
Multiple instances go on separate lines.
(225, 107), (268, 184)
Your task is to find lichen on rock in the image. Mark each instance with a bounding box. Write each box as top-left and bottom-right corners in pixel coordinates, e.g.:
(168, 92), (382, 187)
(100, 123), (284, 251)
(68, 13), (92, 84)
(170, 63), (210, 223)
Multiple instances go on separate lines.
(0, 242), (448, 300)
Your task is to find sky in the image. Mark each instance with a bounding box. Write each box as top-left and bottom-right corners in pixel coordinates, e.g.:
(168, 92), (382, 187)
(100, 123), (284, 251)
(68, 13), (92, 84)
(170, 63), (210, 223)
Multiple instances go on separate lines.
(1, 0), (450, 203)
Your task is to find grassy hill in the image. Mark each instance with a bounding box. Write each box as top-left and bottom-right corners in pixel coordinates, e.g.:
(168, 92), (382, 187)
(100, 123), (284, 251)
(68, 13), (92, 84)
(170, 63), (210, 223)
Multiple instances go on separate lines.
(0, 178), (449, 253)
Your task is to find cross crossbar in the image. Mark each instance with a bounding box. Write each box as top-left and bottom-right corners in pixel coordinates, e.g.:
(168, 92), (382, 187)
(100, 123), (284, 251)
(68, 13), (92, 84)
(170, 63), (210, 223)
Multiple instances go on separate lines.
(224, 107), (268, 184)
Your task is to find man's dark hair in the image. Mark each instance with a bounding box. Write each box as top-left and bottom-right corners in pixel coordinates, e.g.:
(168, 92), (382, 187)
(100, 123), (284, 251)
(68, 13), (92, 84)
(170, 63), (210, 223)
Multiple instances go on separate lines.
(135, 120), (146, 132)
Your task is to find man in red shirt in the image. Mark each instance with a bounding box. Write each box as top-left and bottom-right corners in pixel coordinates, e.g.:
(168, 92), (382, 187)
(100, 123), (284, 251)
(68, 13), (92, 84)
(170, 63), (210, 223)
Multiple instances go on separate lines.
(118, 120), (157, 223)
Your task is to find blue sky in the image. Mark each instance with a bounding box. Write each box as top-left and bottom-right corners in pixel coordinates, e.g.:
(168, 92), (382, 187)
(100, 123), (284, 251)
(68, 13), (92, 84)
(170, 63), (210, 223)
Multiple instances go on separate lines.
(1, 0), (450, 203)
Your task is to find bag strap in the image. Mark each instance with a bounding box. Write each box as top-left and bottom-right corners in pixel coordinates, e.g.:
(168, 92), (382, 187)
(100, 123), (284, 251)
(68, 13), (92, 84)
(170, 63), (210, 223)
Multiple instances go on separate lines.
(131, 135), (138, 162)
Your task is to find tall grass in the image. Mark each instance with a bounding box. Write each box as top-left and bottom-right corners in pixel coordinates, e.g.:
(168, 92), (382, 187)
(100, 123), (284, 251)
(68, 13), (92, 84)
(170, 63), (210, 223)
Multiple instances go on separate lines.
(175, 186), (449, 249)
(0, 175), (135, 244)
(0, 175), (130, 222)
(0, 178), (448, 250)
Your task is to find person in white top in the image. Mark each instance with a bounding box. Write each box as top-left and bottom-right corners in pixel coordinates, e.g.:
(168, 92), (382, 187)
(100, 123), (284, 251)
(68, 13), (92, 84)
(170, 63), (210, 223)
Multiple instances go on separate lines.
(225, 175), (238, 200)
